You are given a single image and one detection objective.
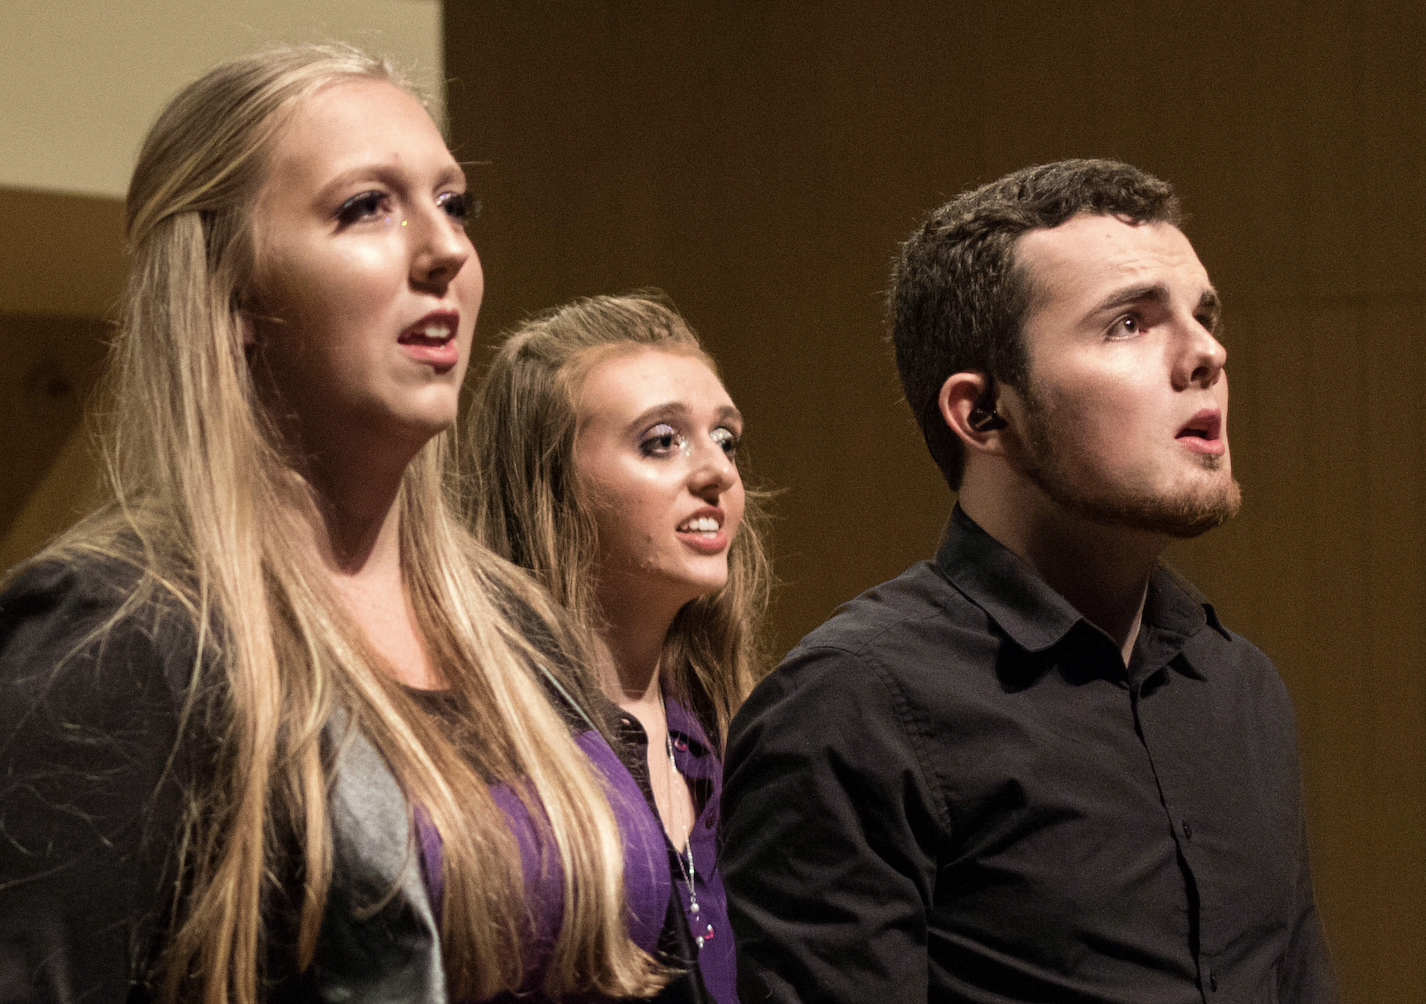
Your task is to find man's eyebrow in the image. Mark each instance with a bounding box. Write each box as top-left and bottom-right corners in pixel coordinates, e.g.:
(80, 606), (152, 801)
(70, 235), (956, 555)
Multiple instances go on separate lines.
(1086, 283), (1222, 330)
(1090, 282), (1171, 315)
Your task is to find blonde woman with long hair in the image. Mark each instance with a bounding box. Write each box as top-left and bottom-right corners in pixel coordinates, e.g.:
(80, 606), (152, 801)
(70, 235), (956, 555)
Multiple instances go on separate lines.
(466, 295), (773, 1004)
(0, 46), (670, 1003)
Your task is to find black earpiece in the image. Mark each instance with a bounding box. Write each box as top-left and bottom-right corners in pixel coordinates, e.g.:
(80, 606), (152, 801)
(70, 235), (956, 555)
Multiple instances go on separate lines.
(968, 406), (1007, 433)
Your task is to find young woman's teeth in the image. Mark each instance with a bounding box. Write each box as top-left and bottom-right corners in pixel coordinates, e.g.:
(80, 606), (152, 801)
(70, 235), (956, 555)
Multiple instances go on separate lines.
(402, 322), (452, 344)
(679, 517), (719, 533)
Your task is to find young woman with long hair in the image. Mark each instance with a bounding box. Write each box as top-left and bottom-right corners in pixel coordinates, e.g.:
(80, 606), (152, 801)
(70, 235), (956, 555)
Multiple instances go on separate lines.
(0, 46), (668, 1003)
(465, 294), (773, 1004)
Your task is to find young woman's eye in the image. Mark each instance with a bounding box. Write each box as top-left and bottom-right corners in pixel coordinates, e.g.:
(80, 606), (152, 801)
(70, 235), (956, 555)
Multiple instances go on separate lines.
(438, 192), (477, 222)
(640, 423), (684, 457)
(336, 191), (390, 226)
(711, 427), (739, 458)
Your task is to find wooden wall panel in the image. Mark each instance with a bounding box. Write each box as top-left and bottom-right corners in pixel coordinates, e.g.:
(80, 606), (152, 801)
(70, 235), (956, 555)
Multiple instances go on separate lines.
(0, 189), (127, 317)
(0, 188), (122, 564)
(0, 312), (107, 532)
(447, 2), (1426, 999)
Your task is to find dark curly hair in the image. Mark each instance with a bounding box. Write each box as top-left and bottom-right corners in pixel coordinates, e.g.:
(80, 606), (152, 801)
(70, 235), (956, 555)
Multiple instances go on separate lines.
(889, 159), (1182, 489)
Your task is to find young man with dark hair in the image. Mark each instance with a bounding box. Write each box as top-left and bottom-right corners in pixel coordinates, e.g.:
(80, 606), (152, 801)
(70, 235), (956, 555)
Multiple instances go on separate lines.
(721, 160), (1336, 1003)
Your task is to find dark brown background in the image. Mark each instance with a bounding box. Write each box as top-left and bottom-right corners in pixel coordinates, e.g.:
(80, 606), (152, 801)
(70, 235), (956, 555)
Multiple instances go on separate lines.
(0, 3), (1419, 998)
(445, 3), (1424, 999)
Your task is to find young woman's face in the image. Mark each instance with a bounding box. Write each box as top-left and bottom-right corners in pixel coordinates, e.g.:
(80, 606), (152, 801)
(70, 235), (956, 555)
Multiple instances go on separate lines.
(574, 347), (746, 613)
(246, 78), (482, 456)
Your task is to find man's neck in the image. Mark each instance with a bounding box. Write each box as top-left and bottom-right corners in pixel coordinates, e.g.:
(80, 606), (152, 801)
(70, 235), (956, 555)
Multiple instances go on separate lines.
(959, 483), (1166, 666)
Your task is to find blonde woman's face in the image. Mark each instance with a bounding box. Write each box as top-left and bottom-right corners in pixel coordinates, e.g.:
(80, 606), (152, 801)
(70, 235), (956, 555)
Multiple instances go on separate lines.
(574, 348), (745, 614)
(246, 78), (482, 455)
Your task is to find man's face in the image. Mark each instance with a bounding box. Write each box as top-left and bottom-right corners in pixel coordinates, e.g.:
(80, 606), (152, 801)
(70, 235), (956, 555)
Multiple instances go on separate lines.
(1007, 213), (1240, 538)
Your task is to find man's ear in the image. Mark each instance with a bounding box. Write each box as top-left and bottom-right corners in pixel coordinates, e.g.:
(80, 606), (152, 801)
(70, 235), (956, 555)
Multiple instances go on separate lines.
(938, 371), (1009, 456)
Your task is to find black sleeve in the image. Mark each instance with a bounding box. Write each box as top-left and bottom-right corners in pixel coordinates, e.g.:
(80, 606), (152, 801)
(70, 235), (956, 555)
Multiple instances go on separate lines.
(0, 562), (191, 1004)
(720, 647), (941, 1004)
(1278, 773), (1339, 1002)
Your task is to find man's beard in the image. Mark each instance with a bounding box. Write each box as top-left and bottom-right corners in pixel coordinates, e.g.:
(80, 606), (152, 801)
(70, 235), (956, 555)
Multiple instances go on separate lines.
(1016, 388), (1242, 539)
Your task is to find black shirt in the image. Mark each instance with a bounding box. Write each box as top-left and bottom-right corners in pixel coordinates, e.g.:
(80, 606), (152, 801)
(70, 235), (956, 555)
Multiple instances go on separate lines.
(721, 508), (1336, 1004)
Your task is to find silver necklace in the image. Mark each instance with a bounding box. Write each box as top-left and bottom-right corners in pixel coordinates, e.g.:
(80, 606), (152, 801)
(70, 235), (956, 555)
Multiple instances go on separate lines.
(665, 730), (703, 948)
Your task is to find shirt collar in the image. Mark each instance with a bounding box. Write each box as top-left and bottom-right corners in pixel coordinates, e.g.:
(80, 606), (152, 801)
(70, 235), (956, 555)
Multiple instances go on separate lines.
(601, 692), (715, 762)
(665, 697), (714, 760)
(935, 506), (1226, 661)
(935, 506), (1083, 653)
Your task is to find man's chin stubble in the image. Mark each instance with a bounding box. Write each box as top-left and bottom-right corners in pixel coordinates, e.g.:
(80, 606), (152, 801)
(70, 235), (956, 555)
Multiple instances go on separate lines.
(1037, 469), (1243, 539)
(1019, 427), (1243, 539)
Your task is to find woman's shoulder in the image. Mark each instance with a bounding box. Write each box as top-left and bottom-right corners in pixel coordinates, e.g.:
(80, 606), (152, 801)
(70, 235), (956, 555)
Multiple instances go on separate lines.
(0, 548), (200, 710)
(0, 550), (200, 1003)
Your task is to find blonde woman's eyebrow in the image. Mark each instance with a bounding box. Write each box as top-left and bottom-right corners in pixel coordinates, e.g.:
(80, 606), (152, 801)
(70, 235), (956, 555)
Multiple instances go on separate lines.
(314, 160), (466, 205)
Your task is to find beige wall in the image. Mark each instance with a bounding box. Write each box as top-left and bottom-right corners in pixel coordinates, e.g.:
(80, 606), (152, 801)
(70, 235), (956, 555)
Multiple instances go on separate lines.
(446, 3), (1426, 1001)
(3, 0), (442, 198)
(0, 2), (443, 562)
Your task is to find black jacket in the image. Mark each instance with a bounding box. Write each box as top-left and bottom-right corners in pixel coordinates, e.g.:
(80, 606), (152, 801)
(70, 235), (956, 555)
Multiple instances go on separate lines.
(0, 557), (711, 1003)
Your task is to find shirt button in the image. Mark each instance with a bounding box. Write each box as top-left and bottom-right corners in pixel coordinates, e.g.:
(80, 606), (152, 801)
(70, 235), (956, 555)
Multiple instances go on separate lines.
(1208, 970), (1218, 992)
(1181, 820), (1193, 841)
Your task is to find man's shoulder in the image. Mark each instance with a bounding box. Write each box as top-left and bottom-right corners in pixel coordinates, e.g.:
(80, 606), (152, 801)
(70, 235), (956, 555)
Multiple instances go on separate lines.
(758, 558), (999, 710)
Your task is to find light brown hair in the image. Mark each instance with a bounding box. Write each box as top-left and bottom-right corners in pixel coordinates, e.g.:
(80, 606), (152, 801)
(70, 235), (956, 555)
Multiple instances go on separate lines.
(464, 293), (772, 744)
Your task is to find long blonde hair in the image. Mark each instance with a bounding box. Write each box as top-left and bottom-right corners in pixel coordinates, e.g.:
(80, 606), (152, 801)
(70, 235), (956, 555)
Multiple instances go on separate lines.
(464, 294), (773, 744)
(36, 44), (659, 1004)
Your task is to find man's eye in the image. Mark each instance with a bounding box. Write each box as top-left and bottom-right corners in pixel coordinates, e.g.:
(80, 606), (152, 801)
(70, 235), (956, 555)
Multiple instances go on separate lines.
(336, 191), (390, 226)
(1111, 315), (1140, 337)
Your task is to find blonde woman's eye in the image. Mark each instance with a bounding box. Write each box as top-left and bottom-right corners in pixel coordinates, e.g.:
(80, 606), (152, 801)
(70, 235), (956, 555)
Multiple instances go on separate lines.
(336, 191), (391, 226)
(439, 192), (478, 222)
(640, 423), (685, 457)
(712, 427), (739, 457)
